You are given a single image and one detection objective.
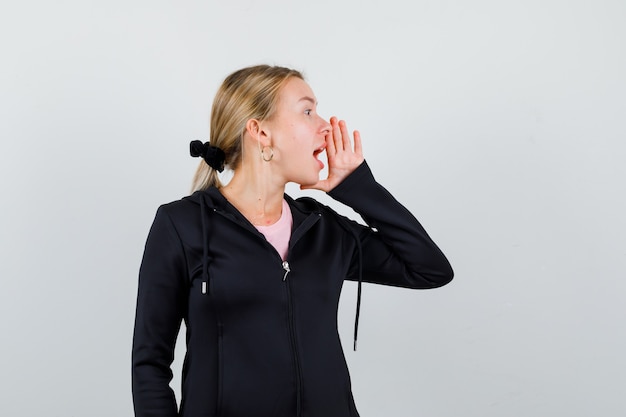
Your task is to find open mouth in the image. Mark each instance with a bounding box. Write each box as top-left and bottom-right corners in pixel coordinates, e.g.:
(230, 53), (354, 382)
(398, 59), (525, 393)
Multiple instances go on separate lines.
(313, 145), (326, 169)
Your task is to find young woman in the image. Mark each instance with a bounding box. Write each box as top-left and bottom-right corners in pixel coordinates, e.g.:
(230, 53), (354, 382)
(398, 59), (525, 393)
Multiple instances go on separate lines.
(132, 65), (453, 417)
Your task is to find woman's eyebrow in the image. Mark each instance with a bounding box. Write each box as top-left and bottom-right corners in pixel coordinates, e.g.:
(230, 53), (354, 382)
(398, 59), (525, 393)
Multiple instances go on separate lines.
(298, 96), (318, 105)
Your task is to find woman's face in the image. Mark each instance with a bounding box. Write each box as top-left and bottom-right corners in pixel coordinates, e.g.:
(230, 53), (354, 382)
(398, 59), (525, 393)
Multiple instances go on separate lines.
(264, 77), (331, 186)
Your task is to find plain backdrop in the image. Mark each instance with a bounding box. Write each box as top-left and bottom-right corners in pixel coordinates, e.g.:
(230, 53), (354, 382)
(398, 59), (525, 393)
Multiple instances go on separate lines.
(1, 1), (625, 416)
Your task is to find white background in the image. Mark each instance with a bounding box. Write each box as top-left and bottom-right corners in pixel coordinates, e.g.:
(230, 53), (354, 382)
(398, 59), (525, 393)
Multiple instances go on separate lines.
(1, 1), (625, 416)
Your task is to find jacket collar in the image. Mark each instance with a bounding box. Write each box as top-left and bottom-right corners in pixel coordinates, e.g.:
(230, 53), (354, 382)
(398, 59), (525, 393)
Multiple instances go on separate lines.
(186, 186), (322, 231)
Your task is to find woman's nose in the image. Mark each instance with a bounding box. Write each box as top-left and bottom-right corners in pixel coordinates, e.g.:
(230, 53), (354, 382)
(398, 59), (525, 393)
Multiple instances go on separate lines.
(319, 116), (331, 133)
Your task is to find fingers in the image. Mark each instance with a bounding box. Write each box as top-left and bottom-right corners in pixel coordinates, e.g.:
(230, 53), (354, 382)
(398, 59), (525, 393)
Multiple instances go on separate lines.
(339, 120), (351, 151)
(326, 117), (337, 156)
(307, 117), (364, 193)
(331, 116), (343, 152)
(329, 116), (360, 154)
(353, 130), (362, 157)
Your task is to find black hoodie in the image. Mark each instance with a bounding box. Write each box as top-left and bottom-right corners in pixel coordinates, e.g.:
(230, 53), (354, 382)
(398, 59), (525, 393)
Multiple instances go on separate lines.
(132, 161), (453, 417)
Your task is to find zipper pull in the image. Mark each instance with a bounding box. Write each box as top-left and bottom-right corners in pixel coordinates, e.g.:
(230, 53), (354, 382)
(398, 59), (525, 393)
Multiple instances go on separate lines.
(202, 281), (207, 294)
(282, 261), (290, 281)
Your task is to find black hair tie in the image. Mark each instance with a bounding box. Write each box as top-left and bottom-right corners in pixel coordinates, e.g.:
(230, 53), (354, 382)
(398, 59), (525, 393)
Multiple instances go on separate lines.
(190, 140), (225, 172)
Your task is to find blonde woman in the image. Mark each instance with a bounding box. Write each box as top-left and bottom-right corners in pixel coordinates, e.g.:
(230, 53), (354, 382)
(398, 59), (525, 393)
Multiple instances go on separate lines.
(132, 65), (453, 417)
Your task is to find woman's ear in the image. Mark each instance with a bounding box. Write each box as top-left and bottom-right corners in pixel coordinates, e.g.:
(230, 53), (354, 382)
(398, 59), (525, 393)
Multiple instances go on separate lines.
(245, 119), (271, 147)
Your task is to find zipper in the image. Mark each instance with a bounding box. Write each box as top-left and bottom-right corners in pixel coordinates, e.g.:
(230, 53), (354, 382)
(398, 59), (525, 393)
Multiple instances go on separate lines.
(283, 260), (302, 417)
(208, 204), (321, 416)
(282, 261), (290, 281)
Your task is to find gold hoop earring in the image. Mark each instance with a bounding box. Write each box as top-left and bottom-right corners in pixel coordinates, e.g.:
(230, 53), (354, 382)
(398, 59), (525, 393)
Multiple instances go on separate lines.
(261, 146), (274, 162)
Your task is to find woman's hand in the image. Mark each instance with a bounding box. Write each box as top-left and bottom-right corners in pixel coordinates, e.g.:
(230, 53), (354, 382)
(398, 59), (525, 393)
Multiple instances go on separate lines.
(302, 116), (364, 192)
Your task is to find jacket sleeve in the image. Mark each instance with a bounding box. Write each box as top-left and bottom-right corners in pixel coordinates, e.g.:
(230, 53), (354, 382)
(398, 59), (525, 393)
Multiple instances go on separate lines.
(132, 206), (187, 417)
(327, 161), (454, 289)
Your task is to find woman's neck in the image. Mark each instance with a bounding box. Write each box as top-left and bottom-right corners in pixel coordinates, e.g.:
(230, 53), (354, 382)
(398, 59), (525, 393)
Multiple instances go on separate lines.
(220, 165), (286, 226)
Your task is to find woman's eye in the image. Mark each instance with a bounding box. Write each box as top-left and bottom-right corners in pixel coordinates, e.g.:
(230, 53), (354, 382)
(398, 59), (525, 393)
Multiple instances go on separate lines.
(304, 109), (312, 116)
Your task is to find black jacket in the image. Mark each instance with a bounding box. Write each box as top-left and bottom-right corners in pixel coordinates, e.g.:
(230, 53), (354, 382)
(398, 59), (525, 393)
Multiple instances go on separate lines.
(132, 162), (453, 417)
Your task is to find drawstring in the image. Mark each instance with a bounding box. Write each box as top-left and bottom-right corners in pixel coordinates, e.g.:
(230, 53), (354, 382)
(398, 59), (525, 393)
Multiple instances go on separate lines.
(352, 230), (363, 351)
(333, 214), (364, 351)
(200, 195), (210, 294)
(199, 192), (224, 416)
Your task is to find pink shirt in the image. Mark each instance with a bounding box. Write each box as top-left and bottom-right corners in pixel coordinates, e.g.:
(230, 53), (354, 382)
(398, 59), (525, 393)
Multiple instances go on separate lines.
(255, 199), (293, 261)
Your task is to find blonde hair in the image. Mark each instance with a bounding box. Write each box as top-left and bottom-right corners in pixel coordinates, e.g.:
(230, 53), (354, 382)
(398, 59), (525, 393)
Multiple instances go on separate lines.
(191, 65), (304, 192)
